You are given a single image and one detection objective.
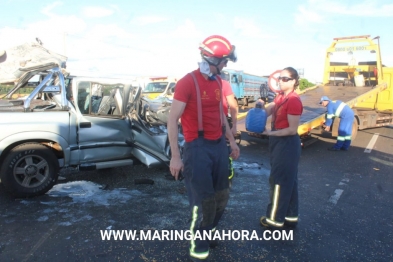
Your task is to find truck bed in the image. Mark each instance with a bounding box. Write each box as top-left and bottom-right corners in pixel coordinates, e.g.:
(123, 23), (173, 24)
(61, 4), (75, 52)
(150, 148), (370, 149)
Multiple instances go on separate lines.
(299, 85), (373, 125)
(246, 84), (385, 137)
(296, 84), (382, 135)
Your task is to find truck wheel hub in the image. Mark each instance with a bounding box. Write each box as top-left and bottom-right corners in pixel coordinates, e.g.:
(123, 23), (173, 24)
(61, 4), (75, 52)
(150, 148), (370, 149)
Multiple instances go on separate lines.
(25, 165), (38, 176)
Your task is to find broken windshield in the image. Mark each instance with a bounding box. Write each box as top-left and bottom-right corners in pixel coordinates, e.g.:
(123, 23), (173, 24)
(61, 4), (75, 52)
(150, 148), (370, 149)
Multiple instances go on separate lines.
(143, 82), (168, 93)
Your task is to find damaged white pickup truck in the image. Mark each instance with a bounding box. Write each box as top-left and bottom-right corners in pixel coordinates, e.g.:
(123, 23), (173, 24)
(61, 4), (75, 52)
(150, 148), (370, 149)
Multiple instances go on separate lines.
(0, 42), (181, 197)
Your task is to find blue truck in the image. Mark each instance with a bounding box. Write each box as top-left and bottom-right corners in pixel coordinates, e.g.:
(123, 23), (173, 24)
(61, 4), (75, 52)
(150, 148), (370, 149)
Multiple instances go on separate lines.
(221, 69), (268, 106)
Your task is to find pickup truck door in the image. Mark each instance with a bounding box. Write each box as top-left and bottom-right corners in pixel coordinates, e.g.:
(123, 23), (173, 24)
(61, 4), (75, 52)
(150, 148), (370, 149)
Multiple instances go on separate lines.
(73, 79), (134, 163)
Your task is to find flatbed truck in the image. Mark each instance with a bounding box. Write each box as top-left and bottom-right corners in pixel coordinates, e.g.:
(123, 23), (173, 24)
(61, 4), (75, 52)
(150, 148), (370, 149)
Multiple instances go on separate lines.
(248, 35), (393, 146)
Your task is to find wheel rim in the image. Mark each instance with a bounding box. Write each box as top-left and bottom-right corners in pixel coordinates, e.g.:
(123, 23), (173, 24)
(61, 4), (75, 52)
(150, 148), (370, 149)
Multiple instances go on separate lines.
(13, 155), (50, 188)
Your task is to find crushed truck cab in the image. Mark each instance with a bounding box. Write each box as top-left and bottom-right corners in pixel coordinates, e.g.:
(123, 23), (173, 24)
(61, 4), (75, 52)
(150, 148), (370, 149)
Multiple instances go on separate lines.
(0, 42), (182, 198)
(0, 65), (138, 197)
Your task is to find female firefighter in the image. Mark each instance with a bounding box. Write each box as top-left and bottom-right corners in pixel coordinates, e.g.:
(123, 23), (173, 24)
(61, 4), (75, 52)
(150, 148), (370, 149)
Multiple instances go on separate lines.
(257, 67), (303, 229)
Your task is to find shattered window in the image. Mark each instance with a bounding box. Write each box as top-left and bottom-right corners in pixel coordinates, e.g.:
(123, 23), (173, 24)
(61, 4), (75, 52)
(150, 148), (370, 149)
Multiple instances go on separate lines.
(77, 81), (124, 116)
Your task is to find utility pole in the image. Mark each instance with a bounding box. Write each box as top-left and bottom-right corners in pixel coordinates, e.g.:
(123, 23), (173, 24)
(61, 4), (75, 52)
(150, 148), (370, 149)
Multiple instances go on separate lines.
(372, 36), (383, 81)
(297, 68), (304, 78)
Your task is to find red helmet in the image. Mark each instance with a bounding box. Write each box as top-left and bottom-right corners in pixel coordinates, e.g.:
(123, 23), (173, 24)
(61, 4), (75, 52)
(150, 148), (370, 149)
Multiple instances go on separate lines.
(199, 35), (237, 66)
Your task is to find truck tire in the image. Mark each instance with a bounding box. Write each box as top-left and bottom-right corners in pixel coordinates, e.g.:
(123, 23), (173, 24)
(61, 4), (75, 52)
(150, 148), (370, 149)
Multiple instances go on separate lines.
(352, 118), (358, 141)
(0, 143), (59, 198)
(331, 118), (358, 141)
(244, 98), (249, 107)
(331, 118), (339, 137)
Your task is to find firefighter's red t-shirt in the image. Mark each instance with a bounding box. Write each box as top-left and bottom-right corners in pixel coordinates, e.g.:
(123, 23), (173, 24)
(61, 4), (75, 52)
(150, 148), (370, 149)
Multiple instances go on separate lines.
(221, 80), (233, 116)
(273, 91), (303, 129)
(174, 70), (223, 142)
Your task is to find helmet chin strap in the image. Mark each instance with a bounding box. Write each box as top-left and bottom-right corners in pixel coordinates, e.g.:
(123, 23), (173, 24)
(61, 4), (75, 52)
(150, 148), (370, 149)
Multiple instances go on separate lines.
(215, 66), (221, 76)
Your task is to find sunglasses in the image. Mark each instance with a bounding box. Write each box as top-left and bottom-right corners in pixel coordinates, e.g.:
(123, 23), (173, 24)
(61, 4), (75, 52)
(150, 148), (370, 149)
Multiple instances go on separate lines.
(278, 76), (294, 82)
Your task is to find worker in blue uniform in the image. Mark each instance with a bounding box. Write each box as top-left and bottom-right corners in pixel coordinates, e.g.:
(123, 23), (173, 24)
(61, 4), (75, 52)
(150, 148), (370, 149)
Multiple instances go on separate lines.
(320, 96), (355, 151)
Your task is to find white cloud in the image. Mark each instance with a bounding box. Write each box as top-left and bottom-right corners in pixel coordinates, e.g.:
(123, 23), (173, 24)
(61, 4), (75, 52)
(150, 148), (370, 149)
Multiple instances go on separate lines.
(30, 16), (87, 35)
(0, 27), (36, 49)
(26, 16), (86, 55)
(85, 24), (135, 40)
(66, 26), (140, 73)
(131, 16), (169, 26)
(0, 14), (86, 55)
(82, 6), (115, 18)
(308, 0), (345, 14)
(1, 1), (89, 54)
(334, 1), (393, 17)
(149, 19), (202, 41)
(294, 6), (325, 25)
(297, 0), (393, 20)
(41, 1), (63, 17)
(233, 17), (273, 39)
(170, 19), (201, 38)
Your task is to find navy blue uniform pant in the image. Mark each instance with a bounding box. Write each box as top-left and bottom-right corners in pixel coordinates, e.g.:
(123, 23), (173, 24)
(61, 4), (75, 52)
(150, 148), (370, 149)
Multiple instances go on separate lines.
(183, 135), (229, 260)
(265, 135), (300, 227)
(334, 111), (354, 150)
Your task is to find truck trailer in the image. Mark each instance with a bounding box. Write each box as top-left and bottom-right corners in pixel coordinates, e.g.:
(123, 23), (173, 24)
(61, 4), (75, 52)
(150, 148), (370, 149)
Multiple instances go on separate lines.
(221, 69), (268, 106)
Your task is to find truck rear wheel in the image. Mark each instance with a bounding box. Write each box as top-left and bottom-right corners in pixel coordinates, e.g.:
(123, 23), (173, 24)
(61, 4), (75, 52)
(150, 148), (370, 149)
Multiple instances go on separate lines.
(352, 118), (358, 141)
(244, 98), (249, 107)
(331, 117), (358, 141)
(0, 143), (59, 198)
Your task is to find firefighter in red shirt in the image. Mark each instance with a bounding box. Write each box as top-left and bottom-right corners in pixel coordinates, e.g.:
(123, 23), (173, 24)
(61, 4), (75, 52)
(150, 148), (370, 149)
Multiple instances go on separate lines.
(258, 67), (303, 230)
(168, 35), (239, 261)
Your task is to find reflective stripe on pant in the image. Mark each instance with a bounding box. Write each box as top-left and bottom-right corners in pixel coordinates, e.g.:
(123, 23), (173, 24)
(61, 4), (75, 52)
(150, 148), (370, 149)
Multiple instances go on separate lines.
(266, 135), (300, 227)
(226, 118), (234, 180)
(228, 157), (234, 179)
(183, 135), (229, 259)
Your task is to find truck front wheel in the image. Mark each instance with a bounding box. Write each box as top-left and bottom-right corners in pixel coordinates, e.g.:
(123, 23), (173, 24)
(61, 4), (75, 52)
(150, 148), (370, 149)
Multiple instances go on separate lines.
(0, 143), (59, 198)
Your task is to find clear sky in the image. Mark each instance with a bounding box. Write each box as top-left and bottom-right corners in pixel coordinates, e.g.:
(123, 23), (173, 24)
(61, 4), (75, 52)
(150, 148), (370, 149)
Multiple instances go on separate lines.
(1, 0), (393, 83)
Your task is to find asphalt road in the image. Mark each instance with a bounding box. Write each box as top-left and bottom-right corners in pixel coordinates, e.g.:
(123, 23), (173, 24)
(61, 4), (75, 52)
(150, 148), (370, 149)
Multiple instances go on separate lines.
(0, 122), (392, 262)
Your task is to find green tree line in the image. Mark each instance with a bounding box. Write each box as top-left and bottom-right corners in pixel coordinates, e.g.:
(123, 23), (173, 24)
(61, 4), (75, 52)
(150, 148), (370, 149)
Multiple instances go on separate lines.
(0, 84), (34, 95)
(299, 79), (315, 91)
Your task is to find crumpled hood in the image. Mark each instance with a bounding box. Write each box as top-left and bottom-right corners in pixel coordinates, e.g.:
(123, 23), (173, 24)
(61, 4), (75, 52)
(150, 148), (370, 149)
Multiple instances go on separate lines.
(0, 42), (67, 84)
